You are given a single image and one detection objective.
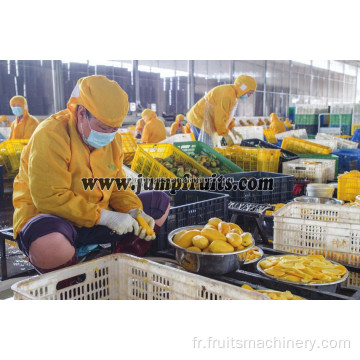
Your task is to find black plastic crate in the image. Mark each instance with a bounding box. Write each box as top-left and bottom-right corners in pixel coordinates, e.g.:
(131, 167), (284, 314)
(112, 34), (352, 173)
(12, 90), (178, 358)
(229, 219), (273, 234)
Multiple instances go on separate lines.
(241, 138), (299, 172)
(221, 171), (294, 204)
(151, 190), (229, 254)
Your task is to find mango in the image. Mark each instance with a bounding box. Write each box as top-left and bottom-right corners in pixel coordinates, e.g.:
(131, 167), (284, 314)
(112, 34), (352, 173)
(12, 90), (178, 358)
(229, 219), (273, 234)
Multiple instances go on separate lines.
(226, 233), (243, 248)
(203, 224), (217, 230)
(202, 247), (210, 253)
(228, 223), (243, 233)
(201, 228), (227, 242)
(173, 229), (187, 244)
(241, 232), (253, 247)
(207, 217), (222, 227)
(218, 221), (231, 235)
(174, 230), (201, 248)
(230, 228), (243, 235)
(192, 235), (209, 250)
(187, 246), (202, 253)
(209, 240), (234, 253)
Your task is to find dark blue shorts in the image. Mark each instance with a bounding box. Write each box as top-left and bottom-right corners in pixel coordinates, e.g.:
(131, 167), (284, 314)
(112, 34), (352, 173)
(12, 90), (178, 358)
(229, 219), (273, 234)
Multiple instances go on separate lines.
(16, 191), (170, 257)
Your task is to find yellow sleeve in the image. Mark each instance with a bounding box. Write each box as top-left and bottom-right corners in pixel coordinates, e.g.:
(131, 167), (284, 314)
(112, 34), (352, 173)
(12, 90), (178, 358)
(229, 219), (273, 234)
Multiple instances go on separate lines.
(24, 116), (39, 139)
(109, 162), (143, 213)
(214, 96), (235, 136)
(170, 123), (177, 136)
(9, 121), (15, 139)
(28, 129), (102, 227)
(141, 123), (151, 143)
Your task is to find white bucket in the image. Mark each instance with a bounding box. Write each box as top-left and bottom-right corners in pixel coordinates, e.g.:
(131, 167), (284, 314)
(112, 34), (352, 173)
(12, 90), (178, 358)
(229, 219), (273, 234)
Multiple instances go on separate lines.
(306, 183), (334, 198)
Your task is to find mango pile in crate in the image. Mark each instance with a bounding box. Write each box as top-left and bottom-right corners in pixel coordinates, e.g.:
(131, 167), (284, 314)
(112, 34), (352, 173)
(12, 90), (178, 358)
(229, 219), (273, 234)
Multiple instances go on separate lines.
(155, 155), (203, 178)
(259, 255), (348, 284)
(172, 218), (253, 254)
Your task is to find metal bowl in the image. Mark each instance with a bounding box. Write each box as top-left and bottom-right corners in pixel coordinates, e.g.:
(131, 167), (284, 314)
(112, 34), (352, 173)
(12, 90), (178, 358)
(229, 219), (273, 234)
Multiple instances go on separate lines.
(294, 196), (344, 205)
(168, 226), (254, 275)
(256, 255), (349, 292)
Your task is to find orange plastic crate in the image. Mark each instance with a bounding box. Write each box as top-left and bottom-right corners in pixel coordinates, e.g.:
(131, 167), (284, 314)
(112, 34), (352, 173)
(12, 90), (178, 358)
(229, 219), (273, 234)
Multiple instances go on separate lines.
(119, 132), (137, 165)
(281, 137), (332, 155)
(338, 170), (360, 202)
(215, 146), (280, 172)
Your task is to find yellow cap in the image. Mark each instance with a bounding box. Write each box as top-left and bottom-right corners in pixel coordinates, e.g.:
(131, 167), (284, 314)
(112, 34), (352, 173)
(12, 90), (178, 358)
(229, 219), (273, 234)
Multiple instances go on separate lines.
(175, 114), (185, 122)
(10, 95), (29, 116)
(67, 75), (129, 127)
(234, 75), (257, 97)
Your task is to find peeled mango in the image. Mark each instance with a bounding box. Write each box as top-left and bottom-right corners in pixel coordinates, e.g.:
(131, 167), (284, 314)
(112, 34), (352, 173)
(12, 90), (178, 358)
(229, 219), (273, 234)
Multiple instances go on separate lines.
(171, 218), (254, 254)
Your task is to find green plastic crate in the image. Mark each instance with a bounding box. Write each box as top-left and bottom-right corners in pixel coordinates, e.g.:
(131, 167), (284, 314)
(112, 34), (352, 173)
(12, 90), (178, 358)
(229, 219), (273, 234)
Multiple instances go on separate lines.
(298, 154), (339, 178)
(174, 141), (243, 174)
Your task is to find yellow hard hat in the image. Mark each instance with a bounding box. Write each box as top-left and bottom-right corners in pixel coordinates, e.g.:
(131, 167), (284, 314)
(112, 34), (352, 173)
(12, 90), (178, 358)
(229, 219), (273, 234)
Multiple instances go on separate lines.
(67, 75), (129, 127)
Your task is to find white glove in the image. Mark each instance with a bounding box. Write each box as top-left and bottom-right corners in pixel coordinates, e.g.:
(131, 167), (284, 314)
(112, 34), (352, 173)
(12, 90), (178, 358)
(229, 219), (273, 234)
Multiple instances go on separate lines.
(128, 209), (156, 241)
(98, 209), (139, 235)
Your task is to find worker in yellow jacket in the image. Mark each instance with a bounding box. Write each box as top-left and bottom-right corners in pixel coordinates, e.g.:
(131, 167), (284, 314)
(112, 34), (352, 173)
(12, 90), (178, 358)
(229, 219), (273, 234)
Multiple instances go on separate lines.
(170, 114), (186, 136)
(284, 118), (293, 130)
(0, 115), (11, 127)
(13, 76), (170, 274)
(269, 113), (286, 134)
(9, 95), (39, 139)
(186, 75), (257, 147)
(140, 109), (166, 143)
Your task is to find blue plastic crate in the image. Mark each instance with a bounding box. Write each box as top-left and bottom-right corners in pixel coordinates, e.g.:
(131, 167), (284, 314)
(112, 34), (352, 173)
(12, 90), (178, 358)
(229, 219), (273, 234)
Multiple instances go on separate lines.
(221, 171), (294, 204)
(331, 149), (360, 173)
(351, 129), (360, 144)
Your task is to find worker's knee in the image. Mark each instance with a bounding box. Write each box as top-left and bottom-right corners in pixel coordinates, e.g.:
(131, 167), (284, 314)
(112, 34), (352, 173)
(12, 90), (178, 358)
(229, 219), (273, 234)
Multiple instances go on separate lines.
(29, 232), (75, 269)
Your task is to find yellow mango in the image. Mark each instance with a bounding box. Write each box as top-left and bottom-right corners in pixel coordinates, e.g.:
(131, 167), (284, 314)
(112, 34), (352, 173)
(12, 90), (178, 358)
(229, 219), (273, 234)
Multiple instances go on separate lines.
(201, 228), (227, 242)
(187, 246), (202, 252)
(202, 247), (210, 253)
(230, 228), (243, 235)
(226, 233), (243, 248)
(173, 229), (187, 244)
(241, 232), (253, 247)
(241, 284), (255, 291)
(218, 221), (231, 235)
(192, 235), (209, 250)
(207, 217), (222, 227)
(282, 275), (301, 283)
(204, 224), (217, 230)
(174, 230), (201, 248)
(209, 240), (234, 253)
(228, 223), (243, 233)
(264, 268), (286, 277)
(236, 244), (245, 251)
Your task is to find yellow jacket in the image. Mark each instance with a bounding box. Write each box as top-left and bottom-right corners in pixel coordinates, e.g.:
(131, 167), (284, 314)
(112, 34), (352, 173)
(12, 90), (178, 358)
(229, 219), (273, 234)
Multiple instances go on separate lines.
(184, 123), (191, 134)
(141, 117), (166, 143)
(170, 121), (185, 136)
(12, 110), (142, 238)
(270, 119), (287, 134)
(9, 95), (39, 139)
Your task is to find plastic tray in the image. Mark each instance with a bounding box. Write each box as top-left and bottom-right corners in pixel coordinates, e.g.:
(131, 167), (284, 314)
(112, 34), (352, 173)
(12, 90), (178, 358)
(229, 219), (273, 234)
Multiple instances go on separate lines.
(307, 139), (338, 152)
(152, 190), (230, 253)
(337, 171), (360, 202)
(11, 254), (268, 300)
(332, 149), (360, 173)
(263, 128), (277, 144)
(174, 141), (243, 174)
(281, 137), (332, 155)
(273, 202), (360, 267)
(275, 129), (308, 140)
(131, 143), (212, 178)
(0, 139), (29, 177)
(119, 132), (137, 165)
(241, 138), (299, 172)
(220, 171), (295, 204)
(298, 154), (339, 179)
(215, 146), (280, 173)
(316, 133), (358, 149)
(282, 158), (335, 183)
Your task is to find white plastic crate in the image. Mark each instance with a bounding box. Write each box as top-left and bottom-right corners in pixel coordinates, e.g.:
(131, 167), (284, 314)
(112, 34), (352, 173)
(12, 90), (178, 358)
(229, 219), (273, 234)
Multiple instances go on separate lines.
(11, 254), (269, 300)
(233, 126), (264, 140)
(343, 271), (360, 291)
(316, 133), (358, 149)
(307, 139), (338, 152)
(275, 129), (308, 140)
(160, 133), (194, 144)
(273, 202), (360, 267)
(282, 158), (334, 183)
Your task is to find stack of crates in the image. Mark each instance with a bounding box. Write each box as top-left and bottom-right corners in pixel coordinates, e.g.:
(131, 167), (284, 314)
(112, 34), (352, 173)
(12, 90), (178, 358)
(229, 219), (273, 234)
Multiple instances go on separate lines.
(281, 137), (332, 155)
(328, 114), (352, 136)
(294, 114), (318, 135)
